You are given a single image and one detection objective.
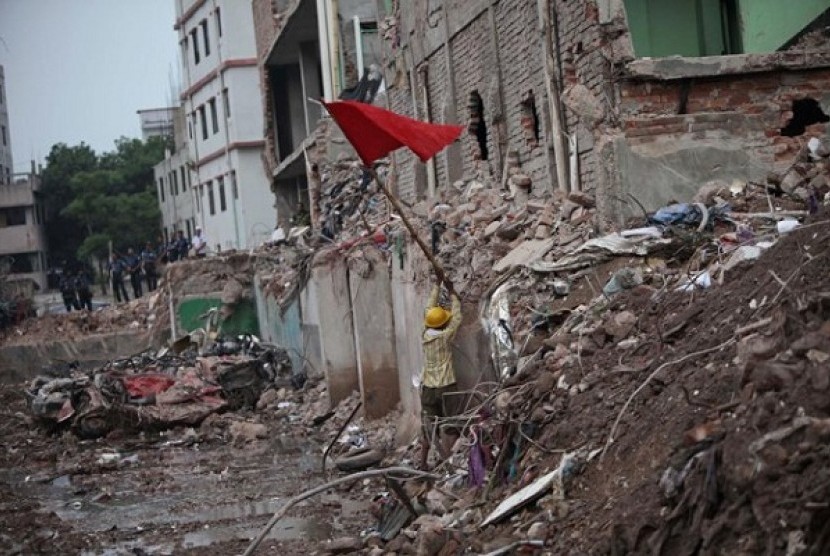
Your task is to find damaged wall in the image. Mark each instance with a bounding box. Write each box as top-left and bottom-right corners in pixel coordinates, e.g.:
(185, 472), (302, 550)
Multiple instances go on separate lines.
(348, 247), (400, 419)
(389, 233), (496, 435)
(382, 0), (562, 201)
(309, 252), (359, 406)
(382, 0), (830, 228)
(609, 66), (830, 219)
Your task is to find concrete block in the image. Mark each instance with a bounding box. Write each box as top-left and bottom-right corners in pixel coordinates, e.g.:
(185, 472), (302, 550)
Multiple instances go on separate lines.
(493, 238), (556, 273)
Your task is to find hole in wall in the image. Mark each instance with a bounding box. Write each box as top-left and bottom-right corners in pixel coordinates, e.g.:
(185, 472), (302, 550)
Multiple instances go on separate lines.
(467, 90), (489, 161)
(781, 98), (829, 137)
(520, 90), (540, 147)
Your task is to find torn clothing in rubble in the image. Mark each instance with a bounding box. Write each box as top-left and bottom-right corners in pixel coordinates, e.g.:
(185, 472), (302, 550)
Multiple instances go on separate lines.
(418, 286), (462, 389)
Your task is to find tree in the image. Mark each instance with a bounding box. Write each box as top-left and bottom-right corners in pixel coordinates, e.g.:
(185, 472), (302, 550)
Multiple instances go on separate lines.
(40, 143), (98, 264)
(40, 137), (165, 267)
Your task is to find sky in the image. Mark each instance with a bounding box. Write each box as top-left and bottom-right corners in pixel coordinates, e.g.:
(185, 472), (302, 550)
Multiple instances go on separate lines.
(0, 0), (179, 172)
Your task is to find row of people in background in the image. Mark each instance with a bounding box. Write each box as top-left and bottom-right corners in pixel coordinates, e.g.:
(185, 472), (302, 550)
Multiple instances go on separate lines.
(58, 269), (94, 312)
(107, 228), (208, 304)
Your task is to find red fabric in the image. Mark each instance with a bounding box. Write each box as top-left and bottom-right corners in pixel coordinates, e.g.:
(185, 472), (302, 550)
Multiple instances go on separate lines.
(123, 374), (176, 398)
(322, 100), (464, 166)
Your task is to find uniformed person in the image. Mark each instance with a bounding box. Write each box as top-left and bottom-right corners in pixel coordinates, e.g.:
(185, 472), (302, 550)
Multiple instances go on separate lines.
(124, 248), (143, 298)
(108, 254), (129, 303)
(141, 242), (158, 292)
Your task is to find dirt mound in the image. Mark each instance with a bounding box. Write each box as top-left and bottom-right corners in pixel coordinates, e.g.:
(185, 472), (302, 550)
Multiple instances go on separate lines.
(492, 210), (830, 554)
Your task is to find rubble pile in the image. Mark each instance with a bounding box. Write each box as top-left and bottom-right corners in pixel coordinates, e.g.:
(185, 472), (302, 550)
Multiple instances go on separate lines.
(768, 136), (830, 204)
(256, 232), (317, 306)
(1, 291), (170, 344)
(279, 151), (830, 553)
(303, 208), (829, 555)
(314, 156), (392, 242)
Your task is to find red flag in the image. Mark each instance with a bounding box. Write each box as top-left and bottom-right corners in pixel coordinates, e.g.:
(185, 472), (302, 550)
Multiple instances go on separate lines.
(322, 100), (463, 166)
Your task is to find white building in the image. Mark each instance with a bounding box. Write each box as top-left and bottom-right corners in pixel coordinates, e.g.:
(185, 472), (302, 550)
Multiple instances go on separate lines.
(0, 65), (48, 290)
(137, 107), (177, 140)
(154, 107), (196, 243)
(173, 0), (276, 251)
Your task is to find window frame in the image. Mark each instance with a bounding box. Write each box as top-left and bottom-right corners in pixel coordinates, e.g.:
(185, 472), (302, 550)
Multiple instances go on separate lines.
(201, 19), (211, 57)
(190, 28), (200, 64)
(199, 105), (208, 140)
(209, 98), (219, 134)
(207, 181), (216, 215)
(218, 176), (227, 212)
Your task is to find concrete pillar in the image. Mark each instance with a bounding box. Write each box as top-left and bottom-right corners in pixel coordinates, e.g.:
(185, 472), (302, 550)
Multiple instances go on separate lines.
(348, 248), (400, 419)
(391, 240), (428, 441)
(310, 253), (359, 406)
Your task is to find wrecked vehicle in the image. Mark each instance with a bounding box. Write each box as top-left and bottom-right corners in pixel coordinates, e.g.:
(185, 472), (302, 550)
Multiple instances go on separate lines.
(26, 337), (294, 439)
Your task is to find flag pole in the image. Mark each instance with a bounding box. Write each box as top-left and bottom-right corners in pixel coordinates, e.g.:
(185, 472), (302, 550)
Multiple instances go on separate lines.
(368, 167), (456, 297)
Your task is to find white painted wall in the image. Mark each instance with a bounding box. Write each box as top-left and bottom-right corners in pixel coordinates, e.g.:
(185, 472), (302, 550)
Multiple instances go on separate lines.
(154, 149), (195, 241)
(169, 0), (275, 251)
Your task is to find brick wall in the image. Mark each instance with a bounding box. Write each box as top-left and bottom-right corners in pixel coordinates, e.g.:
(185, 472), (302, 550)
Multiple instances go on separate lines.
(619, 68), (830, 167)
(553, 0), (611, 196)
(427, 47), (452, 188)
(496, 0), (548, 189)
(449, 12), (498, 181)
(386, 70), (420, 203)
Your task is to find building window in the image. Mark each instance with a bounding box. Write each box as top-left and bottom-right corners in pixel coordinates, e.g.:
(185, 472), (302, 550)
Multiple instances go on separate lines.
(180, 167), (187, 193)
(180, 37), (188, 67)
(158, 177), (165, 202)
(218, 176), (227, 211)
(216, 7), (222, 37)
(209, 98), (219, 134)
(169, 172), (174, 196)
(197, 184), (203, 213)
(199, 105), (208, 140)
(186, 219), (192, 238)
(207, 181), (215, 215)
(231, 171), (238, 199)
(172, 169), (179, 195)
(188, 117), (193, 139)
(8, 252), (36, 273)
(0, 164), (3, 184)
(1, 125), (6, 146)
(201, 19), (210, 57)
(190, 28), (200, 64)
(0, 86), (3, 104)
(0, 207), (27, 227)
(188, 169), (192, 188)
(223, 88), (231, 118)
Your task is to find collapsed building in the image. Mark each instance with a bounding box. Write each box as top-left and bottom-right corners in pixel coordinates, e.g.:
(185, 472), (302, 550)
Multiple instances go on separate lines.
(2, 3), (830, 553)
(246, 0), (830, 427)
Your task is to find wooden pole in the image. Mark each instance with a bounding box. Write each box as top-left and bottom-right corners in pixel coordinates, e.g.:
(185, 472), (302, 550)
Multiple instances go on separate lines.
(368, 167), (456, 296)
(537, 0), (570, 192)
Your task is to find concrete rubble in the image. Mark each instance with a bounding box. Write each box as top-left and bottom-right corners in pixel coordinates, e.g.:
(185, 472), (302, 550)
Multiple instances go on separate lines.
(2, 137), (830, 553)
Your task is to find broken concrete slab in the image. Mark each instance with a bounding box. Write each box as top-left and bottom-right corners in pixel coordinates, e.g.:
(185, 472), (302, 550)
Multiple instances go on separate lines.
(493, 238), (556, 273)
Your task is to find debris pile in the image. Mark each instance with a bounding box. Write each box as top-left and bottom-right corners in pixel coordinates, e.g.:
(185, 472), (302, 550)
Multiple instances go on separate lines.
(314, 156), (392, 242)
(1, 291), (169, 344)
(768, 136), (830, 204)
(343, 208), (830, 555)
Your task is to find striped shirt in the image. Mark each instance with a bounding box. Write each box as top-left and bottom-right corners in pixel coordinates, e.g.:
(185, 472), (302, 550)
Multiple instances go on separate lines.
(421, 286), (462, 389)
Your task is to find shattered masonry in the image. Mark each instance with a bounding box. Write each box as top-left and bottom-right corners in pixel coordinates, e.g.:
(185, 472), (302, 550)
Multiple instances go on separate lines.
(2, 0), (830, 554)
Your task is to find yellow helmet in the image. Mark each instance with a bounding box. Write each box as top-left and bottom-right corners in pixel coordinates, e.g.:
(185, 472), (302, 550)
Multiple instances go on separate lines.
(425, 307), (451, 328)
